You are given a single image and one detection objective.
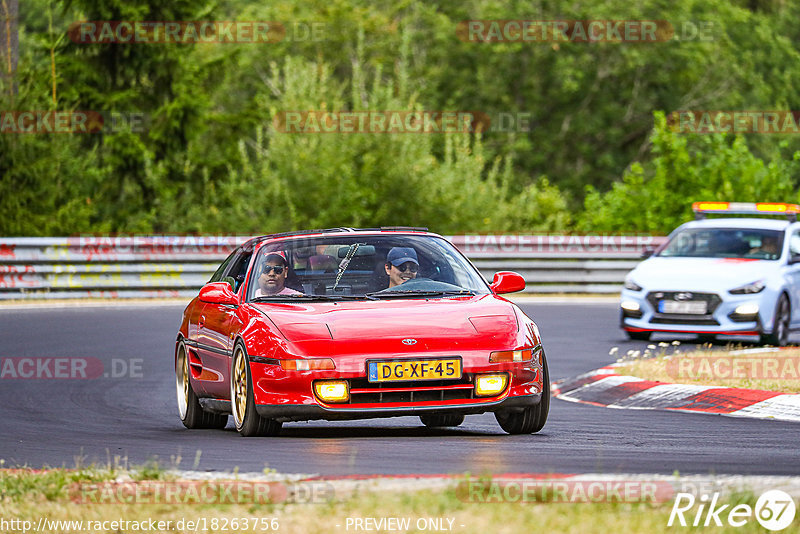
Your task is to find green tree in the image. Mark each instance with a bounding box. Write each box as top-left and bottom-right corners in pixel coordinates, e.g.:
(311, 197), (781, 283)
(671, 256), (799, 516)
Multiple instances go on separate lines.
(191, 54), (569, 234)
(580, 111), (800, 234)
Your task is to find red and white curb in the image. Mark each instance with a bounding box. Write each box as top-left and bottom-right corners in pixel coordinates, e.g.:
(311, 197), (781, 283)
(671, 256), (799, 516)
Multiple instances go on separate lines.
(552, 365), (800, 422)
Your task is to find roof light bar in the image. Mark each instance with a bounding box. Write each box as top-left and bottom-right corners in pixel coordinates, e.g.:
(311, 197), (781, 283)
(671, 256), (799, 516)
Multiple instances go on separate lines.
(692, 201), (800, 221)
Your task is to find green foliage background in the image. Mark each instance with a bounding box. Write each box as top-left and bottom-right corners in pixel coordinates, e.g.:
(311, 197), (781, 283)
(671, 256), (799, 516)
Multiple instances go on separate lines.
(2, 0), (800, 235)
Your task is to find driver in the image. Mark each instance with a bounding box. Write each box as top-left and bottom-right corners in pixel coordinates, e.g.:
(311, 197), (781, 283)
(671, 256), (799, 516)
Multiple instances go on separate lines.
(750, 235), (780, 258)
(384, 247), (419, 288)
(254, 252), (302, 297)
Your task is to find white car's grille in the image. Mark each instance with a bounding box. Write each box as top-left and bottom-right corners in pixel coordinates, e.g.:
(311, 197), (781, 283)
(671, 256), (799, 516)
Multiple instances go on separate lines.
(646, 291), (722, 316)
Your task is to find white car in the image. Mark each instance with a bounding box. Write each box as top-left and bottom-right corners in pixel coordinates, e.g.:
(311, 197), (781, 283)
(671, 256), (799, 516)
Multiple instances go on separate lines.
(620, 202), (800, 345)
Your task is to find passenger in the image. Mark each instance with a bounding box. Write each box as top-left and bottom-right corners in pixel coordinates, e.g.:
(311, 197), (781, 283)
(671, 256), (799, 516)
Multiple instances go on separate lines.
(384, 247), (419, 288)
(254, 252), (302, 297)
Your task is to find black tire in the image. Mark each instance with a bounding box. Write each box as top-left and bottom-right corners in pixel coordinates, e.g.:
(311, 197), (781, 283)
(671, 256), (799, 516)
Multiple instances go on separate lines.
(626, 330), (651, 341)
(419, 414), (465, 427)
(230, 344), (282, 437)
(176, 341), (228, 429)
(761, 294), (790, 347)
(495, 352), (550, 434)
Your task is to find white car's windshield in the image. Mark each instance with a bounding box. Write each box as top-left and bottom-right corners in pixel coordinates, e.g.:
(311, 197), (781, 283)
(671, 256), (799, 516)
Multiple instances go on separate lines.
(248, 234), (491, 300)
(659, 227), (784, 260)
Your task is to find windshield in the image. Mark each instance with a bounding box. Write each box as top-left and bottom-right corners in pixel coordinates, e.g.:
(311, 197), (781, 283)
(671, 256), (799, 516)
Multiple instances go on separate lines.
(658, 227), (784, 260)
(247, 234), (491, 301)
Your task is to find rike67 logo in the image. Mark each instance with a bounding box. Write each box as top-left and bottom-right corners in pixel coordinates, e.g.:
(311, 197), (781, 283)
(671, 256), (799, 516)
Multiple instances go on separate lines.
(669, 490), (796, 531)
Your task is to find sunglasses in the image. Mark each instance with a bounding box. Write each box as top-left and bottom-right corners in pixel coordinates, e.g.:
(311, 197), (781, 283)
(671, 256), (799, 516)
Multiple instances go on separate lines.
(393, 262), (418, 273)
(262, 265), (285, 274)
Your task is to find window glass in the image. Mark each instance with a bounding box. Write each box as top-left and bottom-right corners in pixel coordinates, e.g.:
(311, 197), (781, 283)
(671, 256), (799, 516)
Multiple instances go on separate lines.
(659, 228), (784, 260)
(209, 250), (237, 283)
(790, 232), (800, 256)
(224, 252), (252, 293)
(247, 235), (491, 300)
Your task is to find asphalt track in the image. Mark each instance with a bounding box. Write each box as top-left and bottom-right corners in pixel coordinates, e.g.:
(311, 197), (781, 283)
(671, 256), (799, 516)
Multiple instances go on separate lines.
(0, 301), (798, 476)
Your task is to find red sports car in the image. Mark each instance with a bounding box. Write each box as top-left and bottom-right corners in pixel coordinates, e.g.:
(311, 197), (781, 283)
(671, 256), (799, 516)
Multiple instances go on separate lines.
(175, 228), (549, 436)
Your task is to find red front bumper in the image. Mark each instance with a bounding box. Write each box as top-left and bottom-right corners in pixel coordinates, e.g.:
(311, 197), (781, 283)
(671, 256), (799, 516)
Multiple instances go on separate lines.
(249, 352), (543, 420)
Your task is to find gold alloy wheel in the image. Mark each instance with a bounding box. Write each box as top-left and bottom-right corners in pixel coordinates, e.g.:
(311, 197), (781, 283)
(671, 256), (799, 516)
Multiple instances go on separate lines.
(233, 349), (248, 425)
(176, 343), (189, 419)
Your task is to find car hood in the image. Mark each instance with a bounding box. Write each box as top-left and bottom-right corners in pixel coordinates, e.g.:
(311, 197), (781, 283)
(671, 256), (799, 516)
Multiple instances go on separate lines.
(629, 257), (778, 292)
(252, 295), (521, 353)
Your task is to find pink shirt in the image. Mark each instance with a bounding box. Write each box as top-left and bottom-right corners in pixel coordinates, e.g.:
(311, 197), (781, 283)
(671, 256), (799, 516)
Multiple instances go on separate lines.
(254, 287), (302, 298)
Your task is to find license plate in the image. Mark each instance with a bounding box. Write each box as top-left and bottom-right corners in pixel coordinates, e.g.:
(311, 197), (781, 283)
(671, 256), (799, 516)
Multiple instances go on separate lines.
(367, 358), (462, 383)
(659, 300), (707, 314)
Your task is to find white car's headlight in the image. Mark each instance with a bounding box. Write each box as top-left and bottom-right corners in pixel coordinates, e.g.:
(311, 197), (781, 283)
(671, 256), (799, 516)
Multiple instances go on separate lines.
(734, 303), (760, 315)
(621, 300), (641, 312)
(729, 280), (765, 294)
(624, 278), (643, 291)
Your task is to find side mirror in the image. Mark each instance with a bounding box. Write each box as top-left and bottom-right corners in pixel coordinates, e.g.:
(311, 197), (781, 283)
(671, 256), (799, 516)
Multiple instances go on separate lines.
(789, 253), (800, 265)
(641, 248), (654, 259)
(199, 282), (239, 306)
(490, 271), (526, 294)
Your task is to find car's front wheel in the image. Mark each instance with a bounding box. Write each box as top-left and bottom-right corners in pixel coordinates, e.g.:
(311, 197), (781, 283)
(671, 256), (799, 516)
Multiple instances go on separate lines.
(495, 352), (550, 434)
(230, 344), (282, 437)
(419, 414), (465, 427)
(176, 340), (228, 429)
(761, 294), (790, 347)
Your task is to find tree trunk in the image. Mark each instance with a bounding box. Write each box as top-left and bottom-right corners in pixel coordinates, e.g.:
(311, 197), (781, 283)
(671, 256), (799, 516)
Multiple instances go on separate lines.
(0, 0), (18, 82)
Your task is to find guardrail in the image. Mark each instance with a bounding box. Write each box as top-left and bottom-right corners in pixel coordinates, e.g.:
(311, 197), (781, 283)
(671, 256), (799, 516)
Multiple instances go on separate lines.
(0, 235), (666, 300)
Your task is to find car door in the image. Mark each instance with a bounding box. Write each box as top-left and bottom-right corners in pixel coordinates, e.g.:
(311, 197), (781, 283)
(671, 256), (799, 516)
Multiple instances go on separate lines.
(785, 229), (800, 327)
(195, 251), (251, 397)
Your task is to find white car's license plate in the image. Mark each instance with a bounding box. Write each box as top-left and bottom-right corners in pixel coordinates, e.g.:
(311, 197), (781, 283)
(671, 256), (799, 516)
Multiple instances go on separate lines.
(659, 300), (708, 314)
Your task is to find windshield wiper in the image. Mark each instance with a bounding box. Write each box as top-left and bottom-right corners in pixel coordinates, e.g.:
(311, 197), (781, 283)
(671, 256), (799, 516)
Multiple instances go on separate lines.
(252, 294), (344, 302)
(252, 293), (380, 302)
(340, 294), (380, 301)
(365, 290), (475, 299)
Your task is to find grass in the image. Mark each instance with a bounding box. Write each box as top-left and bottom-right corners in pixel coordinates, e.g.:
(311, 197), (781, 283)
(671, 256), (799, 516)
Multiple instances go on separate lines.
(0, 467), (116, 502)
(0, 469), (781, 534)
(612, 343), (800, 394)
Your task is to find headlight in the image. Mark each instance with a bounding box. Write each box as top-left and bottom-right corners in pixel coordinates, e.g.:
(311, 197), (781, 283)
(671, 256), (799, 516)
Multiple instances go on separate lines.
(624, 278), (643, 291)
(475, 374), (509, 396)
(621, 300), (641, 312)
(729, 280), (765, 294)
(313, 380), (349, 403)
(734, 303), (759, 315)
